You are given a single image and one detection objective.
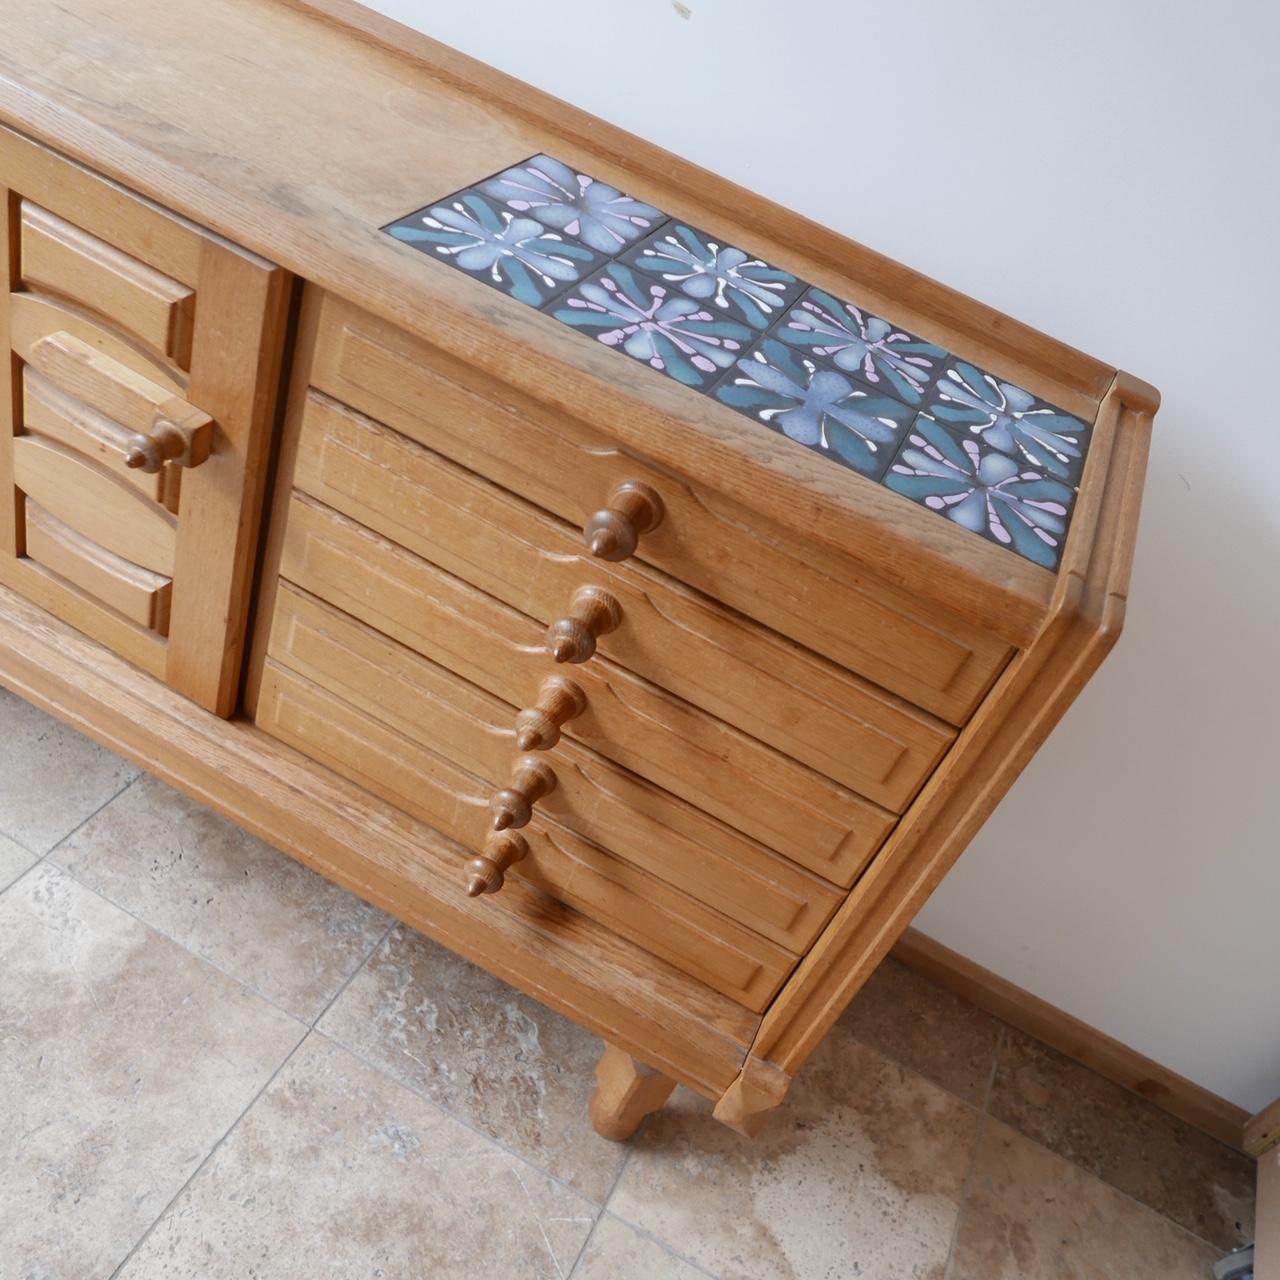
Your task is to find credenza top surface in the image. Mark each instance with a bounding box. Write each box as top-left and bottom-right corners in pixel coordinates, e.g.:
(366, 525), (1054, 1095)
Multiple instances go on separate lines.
(0, 0), (1156, 641)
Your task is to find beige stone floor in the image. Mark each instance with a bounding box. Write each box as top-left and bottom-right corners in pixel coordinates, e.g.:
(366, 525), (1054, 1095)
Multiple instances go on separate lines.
(0, 685), (1255, 1279)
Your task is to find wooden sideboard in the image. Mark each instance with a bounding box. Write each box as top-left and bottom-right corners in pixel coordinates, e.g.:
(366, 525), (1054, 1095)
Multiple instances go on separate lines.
(0, 0), (1156, 1138)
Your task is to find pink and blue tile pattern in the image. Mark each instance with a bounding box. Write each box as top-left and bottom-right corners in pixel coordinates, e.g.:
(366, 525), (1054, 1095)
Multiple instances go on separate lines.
(384, 154), (1092, 568)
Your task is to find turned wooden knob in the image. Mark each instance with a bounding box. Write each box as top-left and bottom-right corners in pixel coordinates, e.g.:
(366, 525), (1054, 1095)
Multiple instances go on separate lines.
(488, 755), (556, 831)
(515, 675), (586, 751)
(584, 481), (664, 561)
(464, 829), (528, 897)
(546, 586), (621, 664)
(125, 414), (211, 473)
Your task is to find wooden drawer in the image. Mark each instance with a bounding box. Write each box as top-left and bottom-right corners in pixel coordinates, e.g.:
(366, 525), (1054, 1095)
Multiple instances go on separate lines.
(311, 293), (1011, 725)
(19, 201), (195, 367)
(274, 493), (894, 886)
(0, 133), (289, 714)
(268, 582), (842, 952)
(256, 657), (797, 1013)
(294, 391), (952, 812)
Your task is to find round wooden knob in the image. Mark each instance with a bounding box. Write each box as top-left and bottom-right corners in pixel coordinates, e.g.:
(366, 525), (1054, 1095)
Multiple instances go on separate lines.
(464, 829), (528, 897)
(546, 586), (622, 664)
(584, 481), (664, 561)
(515, 675), (586, 751)
(124, 419), (190, 474)
(488, 756), (556, 831)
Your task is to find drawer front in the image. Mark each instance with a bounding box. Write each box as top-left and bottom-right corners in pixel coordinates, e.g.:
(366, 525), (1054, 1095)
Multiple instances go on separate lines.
(278, 492), (894, 886)
(0, 135), (288, 714)
(256, 659), (796, 1012)
(295, 391), (952, 812)
(312, 293), (1011, 725)
(269, 582), (841, 951)
(19, 201), (195, 366)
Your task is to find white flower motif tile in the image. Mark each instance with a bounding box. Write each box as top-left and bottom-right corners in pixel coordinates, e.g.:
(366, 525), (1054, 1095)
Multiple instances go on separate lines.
(384, 155), (1095, 567)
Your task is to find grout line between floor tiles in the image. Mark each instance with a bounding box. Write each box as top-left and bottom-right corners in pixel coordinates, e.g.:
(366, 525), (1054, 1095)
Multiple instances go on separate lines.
(943, 1024), (1004, 1280)
(308, 918), (397, 1030)
(51, 859), (310, 1028)
(8, 767), (144, 865)
(308, 1024), (608, 1214)
(564, 1135), (639, 1279)
(106, 1027), (311, 1280)
(604, 1204), (724, 1280)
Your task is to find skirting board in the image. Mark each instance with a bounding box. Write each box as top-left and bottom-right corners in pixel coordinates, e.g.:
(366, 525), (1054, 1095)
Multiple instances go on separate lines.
(892, 927), (1251, 1153)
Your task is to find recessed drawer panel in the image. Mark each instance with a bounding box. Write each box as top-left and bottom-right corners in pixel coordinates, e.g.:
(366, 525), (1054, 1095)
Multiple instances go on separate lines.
(269, 581), (842, 952)
(294, 391), (952, 812)
(24, 501), (172, 634)
(278, 493), (893, 887)
(311, 292), (1011, 725)
(256, 658), (796, 1012)
(19, 201), (195, 367)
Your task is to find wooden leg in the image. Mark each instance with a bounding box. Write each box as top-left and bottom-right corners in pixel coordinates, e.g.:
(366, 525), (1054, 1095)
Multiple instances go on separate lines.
(588, 1042), (677, 1141)
(712, 1055), (792, 1137)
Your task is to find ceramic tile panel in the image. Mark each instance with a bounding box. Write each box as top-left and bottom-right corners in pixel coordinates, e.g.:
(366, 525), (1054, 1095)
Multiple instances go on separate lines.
(552, 261), (753, 390)
(885, 415), (1076, 569)
(618, 221), (805, 331)
(777, 287), (948, 405)
(384, 155), (1097, 567)
(713, 338), (916, 479)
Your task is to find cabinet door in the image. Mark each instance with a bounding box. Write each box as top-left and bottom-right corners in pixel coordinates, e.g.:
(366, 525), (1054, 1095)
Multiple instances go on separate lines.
(0, 128), (290, 715)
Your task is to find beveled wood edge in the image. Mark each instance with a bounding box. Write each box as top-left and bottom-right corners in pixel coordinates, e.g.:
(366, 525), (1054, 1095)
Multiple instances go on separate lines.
(893, 927), (1251, 1153)
(1245, 1097), (1280, 1158)
(0, 582), (756, 1098)
(0, 51), (1073, 645)
(721, 380), (1154, 1108)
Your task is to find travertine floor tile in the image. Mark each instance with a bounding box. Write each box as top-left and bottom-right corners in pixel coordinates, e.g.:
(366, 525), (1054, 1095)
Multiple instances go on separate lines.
(0, 830), (37, 889)
(0, 686), (138, 854)
(950, 1119), (1222, 1279)
(572, 1214), (714, 1279)
(55, 774), (392, 1021)
(117, 1034), (597, 1280)
(0, 865), (304, 1280)
(611, 1030), (980, 1280)
(318, 926), (629, 1202)
(989, 1027), (1254, 1250)
(840, 955), (1002, 1105)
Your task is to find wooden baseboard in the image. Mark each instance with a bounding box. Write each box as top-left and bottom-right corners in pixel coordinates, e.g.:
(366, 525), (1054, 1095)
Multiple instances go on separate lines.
(892, 928), (1250, 1153)
(1246, 1097), (1280, 1158)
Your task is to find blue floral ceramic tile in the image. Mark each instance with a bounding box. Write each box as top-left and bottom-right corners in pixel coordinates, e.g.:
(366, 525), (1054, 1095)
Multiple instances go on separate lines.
(550, 262), (752, 390)
(385, 191), (606, 307)
(885, 416), (1074, 568)
(479, 154), (667, 255)
(619, 223), (804, 331)
(713, 340), (916, 479)
(923, 361), (1089, 482)
(776, 288), (947, 406)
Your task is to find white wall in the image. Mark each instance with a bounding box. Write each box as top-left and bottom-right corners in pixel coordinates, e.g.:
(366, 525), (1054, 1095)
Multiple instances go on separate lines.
(367, 0), (1280, 1112)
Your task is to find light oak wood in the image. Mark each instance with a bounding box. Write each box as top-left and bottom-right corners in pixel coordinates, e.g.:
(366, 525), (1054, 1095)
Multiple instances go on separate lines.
(0, 4), (1100, 636)
(894, 927), (1251, 1152)
(276, 494), (892, 885)
(1246, 1097), (1280, 1158)
(723, 377), (1154, 1110)
(22, 368), (169, 503)
(12, 435), (177, 574)
(0, 5), (1160, 1142)
(23, 331), (212, 467)
(589, 1043), (677, 1142)
(267, 582), (840, 952)
(0, 131), (290, 714)
(711, 1055), (792, 1138)
(24, 500), (171, 634)
(0, 580), (757, 1098)
(19, 199), (194, 366)
(315, 301), (1016, 717)
(293, 387), (953, 806)
(256, 659), (796, 1011)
